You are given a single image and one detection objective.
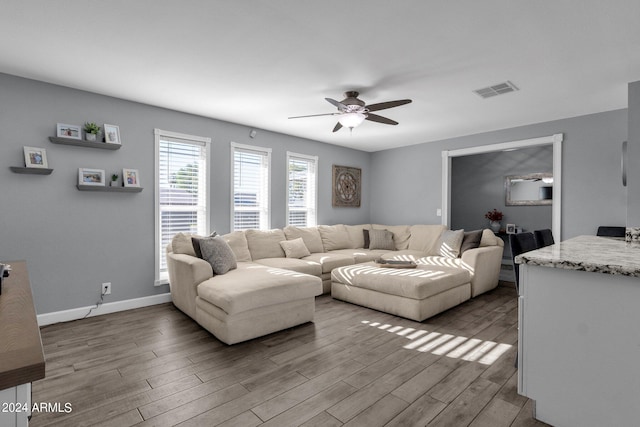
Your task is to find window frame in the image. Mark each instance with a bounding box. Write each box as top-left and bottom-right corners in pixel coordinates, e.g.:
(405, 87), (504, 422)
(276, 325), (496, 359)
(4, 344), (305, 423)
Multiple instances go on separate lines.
(154, 128), (211, 286)
(286, 151), (318, 227)
(230, 142), (272, 231)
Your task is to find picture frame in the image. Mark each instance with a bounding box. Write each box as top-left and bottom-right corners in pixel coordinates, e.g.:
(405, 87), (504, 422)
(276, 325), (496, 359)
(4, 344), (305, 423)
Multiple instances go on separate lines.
(78, 168), (106, 186)
(103, 124), (121, 145)
(122, 168), (140, 187)
(506, 223), (516, 234)
(332, 165), (361, 207)
(57, 123), (82, 140)
(23, 146), (48, 168)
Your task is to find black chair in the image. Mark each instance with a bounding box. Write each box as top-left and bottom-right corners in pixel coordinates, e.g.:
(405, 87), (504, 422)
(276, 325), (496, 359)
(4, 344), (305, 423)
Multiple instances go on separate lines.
(596, 226), (625, 238)
(533, 229), (554, 248)
(509, 232), (538, 294)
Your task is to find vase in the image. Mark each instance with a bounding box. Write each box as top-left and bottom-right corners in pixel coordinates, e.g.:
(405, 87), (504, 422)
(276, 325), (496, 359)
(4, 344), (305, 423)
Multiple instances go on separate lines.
(86, 133), (97, 142)
(489, 221), (501, 232)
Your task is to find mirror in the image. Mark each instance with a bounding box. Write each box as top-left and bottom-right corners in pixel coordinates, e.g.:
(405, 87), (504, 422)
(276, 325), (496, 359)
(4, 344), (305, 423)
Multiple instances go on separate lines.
(505, 173), (553, 206)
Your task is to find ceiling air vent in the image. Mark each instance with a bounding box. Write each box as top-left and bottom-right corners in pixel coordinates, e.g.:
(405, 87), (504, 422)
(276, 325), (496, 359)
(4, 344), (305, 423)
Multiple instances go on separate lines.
(474, 81), (519, 99)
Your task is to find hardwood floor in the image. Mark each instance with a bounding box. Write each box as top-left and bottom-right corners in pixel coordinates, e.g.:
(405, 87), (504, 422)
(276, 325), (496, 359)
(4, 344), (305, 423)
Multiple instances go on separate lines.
(31, 283), (549, 427)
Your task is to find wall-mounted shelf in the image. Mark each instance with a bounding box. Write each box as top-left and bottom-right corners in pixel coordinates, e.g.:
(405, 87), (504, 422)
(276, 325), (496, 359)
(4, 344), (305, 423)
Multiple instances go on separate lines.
(49, 136), (121, 150)
(10, 166), (54, 175)
(76, 185), (142, 193)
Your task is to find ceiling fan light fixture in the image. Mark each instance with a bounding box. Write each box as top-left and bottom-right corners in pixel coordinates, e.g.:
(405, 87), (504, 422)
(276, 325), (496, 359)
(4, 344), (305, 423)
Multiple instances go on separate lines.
(338, 112), (366, 129)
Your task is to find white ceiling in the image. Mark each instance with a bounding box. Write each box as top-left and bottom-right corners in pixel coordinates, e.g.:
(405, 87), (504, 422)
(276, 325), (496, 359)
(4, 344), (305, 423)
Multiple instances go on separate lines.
(2, 1), (640, 152)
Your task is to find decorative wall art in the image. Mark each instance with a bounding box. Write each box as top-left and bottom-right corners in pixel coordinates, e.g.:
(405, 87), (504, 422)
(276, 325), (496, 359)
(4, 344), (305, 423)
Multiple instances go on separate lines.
(332, 165), (361, 207)
(104, 124), (121, 144)
(23, 146), (48, 168)
(78, 168), (105, 186)
(123, 168), (140, 187)
(57, 123), (82, 140)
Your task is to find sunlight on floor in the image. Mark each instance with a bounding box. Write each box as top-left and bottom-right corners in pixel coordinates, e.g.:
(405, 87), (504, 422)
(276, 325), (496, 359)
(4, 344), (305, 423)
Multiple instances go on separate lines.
(361, 320), (512, 365)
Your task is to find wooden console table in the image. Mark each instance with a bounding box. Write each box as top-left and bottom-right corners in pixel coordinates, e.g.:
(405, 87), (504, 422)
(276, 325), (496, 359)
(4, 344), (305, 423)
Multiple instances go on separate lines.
(0, 261), (45, 427)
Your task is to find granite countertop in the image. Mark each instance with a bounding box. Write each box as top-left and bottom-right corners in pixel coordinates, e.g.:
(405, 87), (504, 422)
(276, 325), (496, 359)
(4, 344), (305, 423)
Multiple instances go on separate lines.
(515, 235), (640, 277)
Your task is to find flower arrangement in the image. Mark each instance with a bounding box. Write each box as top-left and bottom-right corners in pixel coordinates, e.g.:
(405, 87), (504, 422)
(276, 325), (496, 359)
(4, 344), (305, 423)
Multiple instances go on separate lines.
(484, 209), (503, 222)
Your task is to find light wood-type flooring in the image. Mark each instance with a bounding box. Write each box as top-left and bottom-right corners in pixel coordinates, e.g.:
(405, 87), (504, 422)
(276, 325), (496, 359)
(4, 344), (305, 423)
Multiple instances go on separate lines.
(31, 283), (549, 427)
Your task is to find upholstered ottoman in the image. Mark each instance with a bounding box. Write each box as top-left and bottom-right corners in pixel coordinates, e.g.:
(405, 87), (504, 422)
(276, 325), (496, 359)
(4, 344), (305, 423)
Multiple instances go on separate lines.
(331, 262), (471, 321)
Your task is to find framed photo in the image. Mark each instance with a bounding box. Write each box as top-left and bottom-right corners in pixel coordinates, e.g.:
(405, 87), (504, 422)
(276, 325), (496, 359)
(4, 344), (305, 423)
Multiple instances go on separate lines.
(78, 168), (106, 186)
(104, 124), (121, 144)
(332, 165), (361, 207)
(57, 123), (82, 140)
(23, 146), (48, 168)
(506, 223), (516, 234)
(123, 168), (140, 187)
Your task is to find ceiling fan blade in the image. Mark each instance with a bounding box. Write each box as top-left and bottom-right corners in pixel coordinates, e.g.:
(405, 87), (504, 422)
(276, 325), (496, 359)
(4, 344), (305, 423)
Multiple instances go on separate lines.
(288, 112), (339, 119)
(365, 113), (398, 125)
(366, 99), (412, 112)
(325, 98), (347, 110)
(332, 122), (343, 132)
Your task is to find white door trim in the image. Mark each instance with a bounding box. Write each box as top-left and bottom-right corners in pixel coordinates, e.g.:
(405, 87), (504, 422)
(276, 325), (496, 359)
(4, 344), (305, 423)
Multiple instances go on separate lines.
(441, 133), (563, 240)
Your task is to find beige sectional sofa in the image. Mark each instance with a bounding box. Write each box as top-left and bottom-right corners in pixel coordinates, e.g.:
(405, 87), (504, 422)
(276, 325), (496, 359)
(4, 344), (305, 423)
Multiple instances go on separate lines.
(166, 224), (503, 344)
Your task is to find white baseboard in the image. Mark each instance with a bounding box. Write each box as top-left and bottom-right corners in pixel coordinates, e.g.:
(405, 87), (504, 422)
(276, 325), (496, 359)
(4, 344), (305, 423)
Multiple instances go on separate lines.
(37, 293), (173, 326)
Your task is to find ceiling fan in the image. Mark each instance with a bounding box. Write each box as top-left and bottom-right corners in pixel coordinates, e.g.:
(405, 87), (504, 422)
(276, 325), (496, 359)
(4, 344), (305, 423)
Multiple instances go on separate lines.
(288, 91), (412, 132)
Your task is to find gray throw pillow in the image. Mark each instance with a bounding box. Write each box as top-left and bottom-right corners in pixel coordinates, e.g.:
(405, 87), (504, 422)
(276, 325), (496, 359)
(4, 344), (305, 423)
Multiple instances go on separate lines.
(368, 229), (395, 250)
(279, 238), (311, 258)
(438, 229), (465, 258)
(363, 229), (370, 249)
(460, 230), (483, 254)
(191, 231), (218, 259)
(198, 235), (237, 275)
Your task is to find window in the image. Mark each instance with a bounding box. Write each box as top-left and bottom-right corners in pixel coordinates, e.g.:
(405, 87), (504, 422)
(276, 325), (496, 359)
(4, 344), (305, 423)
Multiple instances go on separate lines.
(154, 129), (210, 285)
(231, 142), (271, 230)
(286, 152), (318, 227)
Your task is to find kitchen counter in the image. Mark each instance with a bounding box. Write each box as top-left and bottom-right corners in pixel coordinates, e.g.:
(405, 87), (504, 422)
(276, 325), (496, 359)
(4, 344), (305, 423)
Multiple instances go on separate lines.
(515, 235), (640, 276)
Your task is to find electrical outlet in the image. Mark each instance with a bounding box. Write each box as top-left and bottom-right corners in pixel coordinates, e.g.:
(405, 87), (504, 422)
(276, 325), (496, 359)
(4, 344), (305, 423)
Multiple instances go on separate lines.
(102, 282), (111, 295)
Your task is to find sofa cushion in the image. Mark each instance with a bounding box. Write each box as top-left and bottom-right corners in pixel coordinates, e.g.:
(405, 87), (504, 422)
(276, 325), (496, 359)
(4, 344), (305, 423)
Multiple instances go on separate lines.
(380, 250), (428, 262)
(373, 224), (411, 250)
(245, 229), (287, 260)
(253, 257), (322, 276)
(363, 229), (370, 248)
(331, 262), (471, 300)
(460, 230), (483, 254)
(198, 235), (237, 275)
(328, 249), (387, 263)
(345, 224), (371, 249)
(221, 231), (252, 262)
(408, 224), (447, 254)
(283, 226), (324, 253)
(318, 225), (351, 251)
(172, 232), (198, 256)
(279, 238), (311, 259)
(368, 229), (395, 250)
(197, 265), (322, 315)
(437, 229), (465, 258)
(302, 252), (355, 273)
(480, 229), (503, 247)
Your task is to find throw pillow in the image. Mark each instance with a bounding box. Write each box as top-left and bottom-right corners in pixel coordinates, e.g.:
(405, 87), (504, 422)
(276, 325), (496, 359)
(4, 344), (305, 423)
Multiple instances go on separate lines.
(279, 238), (311, 259)
(368, 229), (395, 251)
(198, 235), (237, 275)
(172, 232), (197, 256)
(190, 231), (218, 259)
(363, 229), (370, 249)
(438, 229), (465, 258)
(460, 230), (483, 254)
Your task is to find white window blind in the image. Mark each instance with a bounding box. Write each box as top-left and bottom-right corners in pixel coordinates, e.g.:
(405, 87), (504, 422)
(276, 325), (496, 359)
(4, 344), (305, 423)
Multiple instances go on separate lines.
(155, 129), (210, 285)
(231, 143), (271, 230)
(286, 152), (318, 227)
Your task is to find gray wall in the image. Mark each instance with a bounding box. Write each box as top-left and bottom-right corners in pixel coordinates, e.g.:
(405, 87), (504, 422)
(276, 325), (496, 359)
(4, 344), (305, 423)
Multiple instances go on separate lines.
(451, 146), (553, 232)
(0, 73), (370, 314)
(370, 109), (628, 240)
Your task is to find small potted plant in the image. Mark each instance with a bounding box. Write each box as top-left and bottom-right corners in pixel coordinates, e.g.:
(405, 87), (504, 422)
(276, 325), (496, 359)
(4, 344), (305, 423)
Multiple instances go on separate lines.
(485, 208), (504, 232)
(110, 173), (119, 187)
(84, 122), (101, 142)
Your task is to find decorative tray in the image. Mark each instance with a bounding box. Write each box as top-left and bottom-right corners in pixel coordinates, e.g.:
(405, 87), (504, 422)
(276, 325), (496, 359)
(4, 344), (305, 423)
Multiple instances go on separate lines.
(374, 258), (417, 269)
